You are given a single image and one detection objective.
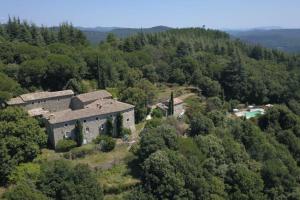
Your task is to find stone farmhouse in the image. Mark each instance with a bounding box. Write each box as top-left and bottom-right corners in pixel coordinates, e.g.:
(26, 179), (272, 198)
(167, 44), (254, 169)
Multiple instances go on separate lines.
(7, 90), (135, 148)
(156, 98), (185, 118)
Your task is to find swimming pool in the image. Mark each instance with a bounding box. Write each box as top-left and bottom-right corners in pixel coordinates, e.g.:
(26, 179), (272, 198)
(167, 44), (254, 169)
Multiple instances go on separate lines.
(245, 109), (264, 119)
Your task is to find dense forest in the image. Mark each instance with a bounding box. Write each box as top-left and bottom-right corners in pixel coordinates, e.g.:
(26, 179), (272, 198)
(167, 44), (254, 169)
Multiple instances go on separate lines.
(230, 29), (300, 53)
(1, 17), (300, 199)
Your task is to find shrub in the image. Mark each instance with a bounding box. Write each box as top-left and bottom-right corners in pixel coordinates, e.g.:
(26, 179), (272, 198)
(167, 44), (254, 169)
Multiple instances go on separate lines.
(94, 135), (116, 152)
(64, 145), (95, 159)
(151, 108), (164, 118)
(55, 139), (77, 152)
(121, 128), (132, 137)
(145, 118), (163, 129)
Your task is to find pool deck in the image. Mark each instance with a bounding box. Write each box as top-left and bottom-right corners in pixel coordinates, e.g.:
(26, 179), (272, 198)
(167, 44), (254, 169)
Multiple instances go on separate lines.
(234, 108), (265, 119)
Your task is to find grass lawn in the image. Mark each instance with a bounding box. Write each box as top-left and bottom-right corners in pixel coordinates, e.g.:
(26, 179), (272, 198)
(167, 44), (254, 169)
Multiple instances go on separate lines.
(70, 143), (133, 168)
(97, 163), (140, 195)
(0, 187), (7, 198)
(156, 84), (190, 103)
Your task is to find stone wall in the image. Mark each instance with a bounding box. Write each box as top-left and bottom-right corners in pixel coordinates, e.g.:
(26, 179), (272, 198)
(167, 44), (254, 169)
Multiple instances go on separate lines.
(174, 103), (184, 117)
(23, 95), (73, 112)
(48, 108), (135, 148)
(70, 97), (84, 110)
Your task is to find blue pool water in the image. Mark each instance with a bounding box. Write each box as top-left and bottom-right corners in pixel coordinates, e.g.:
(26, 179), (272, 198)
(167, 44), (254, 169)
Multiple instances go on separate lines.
(245, 110), (263, 119)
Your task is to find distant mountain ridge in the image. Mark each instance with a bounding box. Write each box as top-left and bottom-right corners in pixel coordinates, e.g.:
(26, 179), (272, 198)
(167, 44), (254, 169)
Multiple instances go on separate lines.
(227, 28), (300, 53)
(78, 26), (172, 44)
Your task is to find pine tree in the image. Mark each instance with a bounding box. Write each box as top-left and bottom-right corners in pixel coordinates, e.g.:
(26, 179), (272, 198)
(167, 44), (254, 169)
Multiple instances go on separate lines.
(30, 24), (44, 46)
(74, 120), (83, 146)
(19, 22), (32, 43)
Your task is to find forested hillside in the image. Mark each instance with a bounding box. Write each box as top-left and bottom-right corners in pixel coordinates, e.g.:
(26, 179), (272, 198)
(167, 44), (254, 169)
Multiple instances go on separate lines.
(79, 26), (172, 44)
(1, 17), (300, 199)
(230, 29), (300, 53)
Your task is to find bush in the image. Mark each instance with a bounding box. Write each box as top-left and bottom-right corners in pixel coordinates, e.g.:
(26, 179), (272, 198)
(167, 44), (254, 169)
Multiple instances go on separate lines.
(144, 118), (163, 129)
(151, 108), (164, 118)
(64, 145), (95, 159)
(94, 135), (116, 152)
(55, 139), (77, 152)
(121, 128), (132, 137)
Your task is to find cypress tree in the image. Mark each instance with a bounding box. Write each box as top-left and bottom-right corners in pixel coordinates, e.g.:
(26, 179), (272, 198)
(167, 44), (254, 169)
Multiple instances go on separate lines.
(168, 92), (174, 116)
(74, 120), (83, 146)
(106, 117), (113, 136)
(116, 113), (123, 137)
(171, 91), (174, 115)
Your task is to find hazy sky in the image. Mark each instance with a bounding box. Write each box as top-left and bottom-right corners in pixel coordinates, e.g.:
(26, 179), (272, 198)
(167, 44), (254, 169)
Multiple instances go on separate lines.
(0, 0), (299, 29)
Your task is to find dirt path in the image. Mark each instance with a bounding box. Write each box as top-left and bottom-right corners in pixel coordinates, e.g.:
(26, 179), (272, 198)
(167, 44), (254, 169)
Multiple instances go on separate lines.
(177, 93), (196, 101)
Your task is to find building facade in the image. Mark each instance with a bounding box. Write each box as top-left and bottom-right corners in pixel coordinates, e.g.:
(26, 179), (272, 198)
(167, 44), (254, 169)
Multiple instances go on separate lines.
(157, 97), (185, 118)
(7, 90), (135, 148)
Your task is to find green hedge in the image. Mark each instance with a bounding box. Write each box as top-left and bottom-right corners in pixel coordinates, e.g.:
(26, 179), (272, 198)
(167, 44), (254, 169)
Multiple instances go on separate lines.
(56, 139), (77, 152)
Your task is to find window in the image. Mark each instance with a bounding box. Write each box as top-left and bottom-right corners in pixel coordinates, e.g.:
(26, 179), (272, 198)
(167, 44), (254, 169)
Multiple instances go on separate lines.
(96, 117), (99, 120)
(127, 118), (130, 121)
(57, 99), (60, 101)
(100, 124), (104, 130)
(86, 127), (90, 133)
(32, 102), (34, 105)
(64, 123), (68, 127)
(83, 120), (87, 123)
(64, 132), (71, 139)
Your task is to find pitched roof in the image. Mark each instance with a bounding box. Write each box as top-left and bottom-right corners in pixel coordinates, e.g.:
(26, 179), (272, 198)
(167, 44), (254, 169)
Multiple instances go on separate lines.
(20, 90), (74, 101)
(174, 98), (184, 105)
(28, 108), (50, 117)
(7, 90), (74, 105)
(46, 99), (134, 124)
(162, 98), (184, 106)
(75, 90), (112, 103)
(6, 97), (25, 105)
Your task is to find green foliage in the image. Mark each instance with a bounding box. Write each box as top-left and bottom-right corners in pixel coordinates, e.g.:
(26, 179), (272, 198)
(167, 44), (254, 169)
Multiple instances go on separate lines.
(167, 92), (174, 116)
(120, 87), (147, 123)
(144, 118), (164, 129)
(0, 72), (22, 102)
(151, 108), (164, 118)
(95, 135), (116, 152)
(225, 164), (266, 200)
(55, 139), (77, 152)
(121, 128), (132, 137)
(74, 120), (83, 146)
(106, 117), (114, 136)
(138, 125), (178, 161)
(65, 144), (95, 159)
(190, 113), (214, 136)
(116, 113), (123, 137)
(4, 181), (48, 200)
(0, 107), (46, 186)
(37, 160), (103, 200)
(8, 163), (40, 184)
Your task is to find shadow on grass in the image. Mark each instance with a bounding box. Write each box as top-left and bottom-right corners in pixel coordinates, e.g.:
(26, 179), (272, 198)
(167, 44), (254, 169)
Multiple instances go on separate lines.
(126, 156), (143, 179)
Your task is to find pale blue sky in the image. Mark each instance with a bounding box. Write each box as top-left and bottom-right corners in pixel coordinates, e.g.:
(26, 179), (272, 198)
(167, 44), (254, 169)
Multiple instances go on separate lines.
(0, 0), (299, 29)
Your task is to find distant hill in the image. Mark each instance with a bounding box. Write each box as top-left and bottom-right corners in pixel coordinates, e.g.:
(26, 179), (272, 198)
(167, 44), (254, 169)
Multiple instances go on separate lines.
(228, 29), (300, 53)
(79, 26), (172, 44)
